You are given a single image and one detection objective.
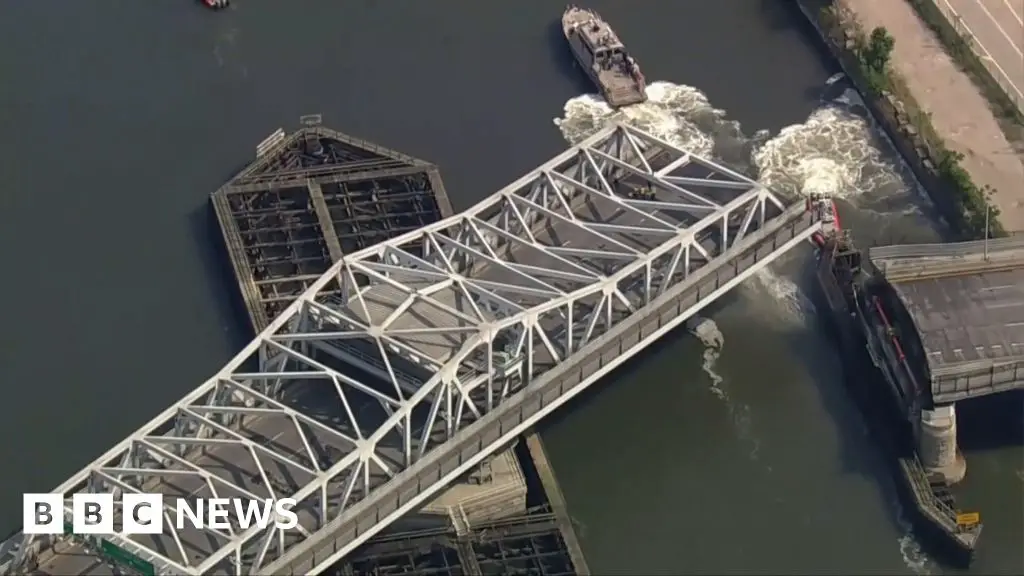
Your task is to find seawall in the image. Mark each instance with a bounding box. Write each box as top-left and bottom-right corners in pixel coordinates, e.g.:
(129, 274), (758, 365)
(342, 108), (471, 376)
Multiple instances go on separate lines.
(791, 0), (1019, 239)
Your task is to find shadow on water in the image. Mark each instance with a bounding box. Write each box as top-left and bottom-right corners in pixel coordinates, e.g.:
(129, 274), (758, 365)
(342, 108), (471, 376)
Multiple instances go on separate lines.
(188, 199), (255, 353)
(957, 390), (1024, 451)
(759, 0), (833, 38)
(187, 160), (270, 352)
(546, 21), (593, 97)
(789, 257), (920, 538)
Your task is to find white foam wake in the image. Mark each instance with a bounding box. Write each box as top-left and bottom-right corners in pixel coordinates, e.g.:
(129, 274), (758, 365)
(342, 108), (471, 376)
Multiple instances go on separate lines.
(554, 80), (907, 324)
(754, 106), (902, 202)
(686, 315), (726, 398)
(686, 315), (762, 461)
(555, 78), (927, 567)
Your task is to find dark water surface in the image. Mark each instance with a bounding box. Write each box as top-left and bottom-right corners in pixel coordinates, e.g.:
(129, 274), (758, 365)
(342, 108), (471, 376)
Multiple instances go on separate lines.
(0, 1), (1020, 574)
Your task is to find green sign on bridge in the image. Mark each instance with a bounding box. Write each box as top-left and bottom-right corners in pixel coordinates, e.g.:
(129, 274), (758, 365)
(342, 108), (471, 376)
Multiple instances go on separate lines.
(99, 539), (155, 576)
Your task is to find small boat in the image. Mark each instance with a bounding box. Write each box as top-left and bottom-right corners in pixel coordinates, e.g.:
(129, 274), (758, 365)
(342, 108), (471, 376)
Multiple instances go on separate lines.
(203, 0), (229, 10)
(562, 5), (647, 108)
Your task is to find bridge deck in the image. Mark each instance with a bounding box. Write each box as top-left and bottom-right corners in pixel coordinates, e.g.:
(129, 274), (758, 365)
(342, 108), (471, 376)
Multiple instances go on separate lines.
(4, 122), (822, 576)
(869, 237), (1024, 403)
(335, 154), (722, 369)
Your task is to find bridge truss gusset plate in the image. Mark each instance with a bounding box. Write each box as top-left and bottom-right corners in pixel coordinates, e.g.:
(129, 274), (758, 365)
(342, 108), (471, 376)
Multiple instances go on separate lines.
(13, 123), (800, 576)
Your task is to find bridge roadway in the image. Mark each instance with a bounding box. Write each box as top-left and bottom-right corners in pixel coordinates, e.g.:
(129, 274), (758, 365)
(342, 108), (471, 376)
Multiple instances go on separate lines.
(868, 236), (1024, 403)
(1, 123), (823, 576)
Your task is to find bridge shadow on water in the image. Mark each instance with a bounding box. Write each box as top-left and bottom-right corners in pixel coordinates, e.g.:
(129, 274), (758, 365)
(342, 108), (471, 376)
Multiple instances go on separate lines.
(788, 259), (923, 538)
(759, 0), (832, 33)
(188, 162), (264, 354)
(957, 390), (1024, 452)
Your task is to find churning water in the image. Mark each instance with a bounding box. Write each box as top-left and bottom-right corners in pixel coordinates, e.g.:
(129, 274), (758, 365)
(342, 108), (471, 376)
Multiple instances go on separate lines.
(553, 77), (940, 573)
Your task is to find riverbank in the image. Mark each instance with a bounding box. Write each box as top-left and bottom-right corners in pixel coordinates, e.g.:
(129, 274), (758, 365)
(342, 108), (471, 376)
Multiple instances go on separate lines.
(795, 0), (1024, 238)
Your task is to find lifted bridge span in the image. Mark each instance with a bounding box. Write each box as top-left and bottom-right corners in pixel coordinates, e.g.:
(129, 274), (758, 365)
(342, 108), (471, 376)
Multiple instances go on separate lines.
(2, 123), (824, 575)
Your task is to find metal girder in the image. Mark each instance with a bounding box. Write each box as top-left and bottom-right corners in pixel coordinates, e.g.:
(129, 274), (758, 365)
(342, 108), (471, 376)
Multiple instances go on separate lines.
(226, 165), (428, 194)
(4, 123), (818, 576)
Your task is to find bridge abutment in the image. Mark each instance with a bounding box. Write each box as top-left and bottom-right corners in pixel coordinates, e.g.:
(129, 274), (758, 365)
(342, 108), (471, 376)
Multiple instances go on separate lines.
(918, 405), (966, 484)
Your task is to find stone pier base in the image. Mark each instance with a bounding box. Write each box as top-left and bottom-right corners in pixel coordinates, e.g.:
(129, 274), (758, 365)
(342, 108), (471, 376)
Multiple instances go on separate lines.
(919, 405), (966, 484)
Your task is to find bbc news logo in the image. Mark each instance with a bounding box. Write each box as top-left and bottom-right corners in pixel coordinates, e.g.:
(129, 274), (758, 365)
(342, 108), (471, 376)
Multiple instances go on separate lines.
(24, 494), (299, 535)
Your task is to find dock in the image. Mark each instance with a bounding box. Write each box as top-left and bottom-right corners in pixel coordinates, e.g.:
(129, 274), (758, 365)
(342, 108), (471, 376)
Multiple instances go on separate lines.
(211, 116), (588, 575)
(211, 115), (454, 330)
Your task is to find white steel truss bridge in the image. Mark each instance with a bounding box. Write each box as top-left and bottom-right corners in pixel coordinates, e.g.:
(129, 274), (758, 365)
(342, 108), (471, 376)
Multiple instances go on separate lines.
(2, 123), (823, 576)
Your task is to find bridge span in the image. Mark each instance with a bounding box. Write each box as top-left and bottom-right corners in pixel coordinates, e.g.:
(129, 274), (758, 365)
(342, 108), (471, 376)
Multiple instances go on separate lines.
(2, 123), (824, 575)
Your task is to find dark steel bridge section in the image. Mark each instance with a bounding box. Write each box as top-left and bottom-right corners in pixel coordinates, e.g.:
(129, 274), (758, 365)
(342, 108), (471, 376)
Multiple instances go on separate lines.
(339, 506), (574, 576)
(212, 117), (453, 330)
(869, 236), (1024, 404)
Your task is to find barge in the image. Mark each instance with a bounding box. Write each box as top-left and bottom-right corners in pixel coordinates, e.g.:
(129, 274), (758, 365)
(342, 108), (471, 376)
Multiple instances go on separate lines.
(562, 5), (647, 108)
(809, 195), (981, 567)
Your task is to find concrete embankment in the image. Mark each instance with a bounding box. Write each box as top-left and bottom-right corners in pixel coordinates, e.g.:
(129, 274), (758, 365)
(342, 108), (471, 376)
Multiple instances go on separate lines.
(793, 0), (1024, 237)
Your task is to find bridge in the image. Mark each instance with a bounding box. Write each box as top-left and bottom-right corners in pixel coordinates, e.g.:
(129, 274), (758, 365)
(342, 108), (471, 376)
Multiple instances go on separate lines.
(869, 236), (1024, 403)
(1, 123), (823, 576)
(867, 235), (1024, 484)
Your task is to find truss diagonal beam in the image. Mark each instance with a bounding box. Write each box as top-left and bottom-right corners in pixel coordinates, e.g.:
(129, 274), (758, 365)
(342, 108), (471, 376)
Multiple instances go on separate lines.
(6, 122), (821, 576)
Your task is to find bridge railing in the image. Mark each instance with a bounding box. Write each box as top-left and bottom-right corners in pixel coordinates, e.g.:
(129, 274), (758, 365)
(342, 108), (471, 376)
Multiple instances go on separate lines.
(254, 203), (822, 575)
(4, 121), (824, 575)
(924, 0), (1024, 114)
(869, 236), (1024, 282)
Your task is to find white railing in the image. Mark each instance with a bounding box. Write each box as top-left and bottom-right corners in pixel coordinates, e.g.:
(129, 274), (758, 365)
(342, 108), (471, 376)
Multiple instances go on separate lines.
(927, 0), (1024, 114)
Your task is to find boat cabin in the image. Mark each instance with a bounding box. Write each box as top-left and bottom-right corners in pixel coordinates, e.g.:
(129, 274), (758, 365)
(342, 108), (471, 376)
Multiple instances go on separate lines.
(573, 19), (630, 70)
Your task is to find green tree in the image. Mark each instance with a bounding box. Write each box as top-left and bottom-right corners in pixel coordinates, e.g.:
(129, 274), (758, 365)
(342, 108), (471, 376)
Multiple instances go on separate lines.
(863, 27), (895, 72)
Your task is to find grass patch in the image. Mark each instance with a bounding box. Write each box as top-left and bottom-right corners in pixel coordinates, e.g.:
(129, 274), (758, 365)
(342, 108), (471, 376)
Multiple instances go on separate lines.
(813, 3), (1004, 240)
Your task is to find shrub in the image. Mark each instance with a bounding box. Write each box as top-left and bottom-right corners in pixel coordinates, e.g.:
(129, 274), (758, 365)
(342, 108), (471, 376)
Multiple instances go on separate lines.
(815, 7), (1004, 239)
(863, 27), (894, 72)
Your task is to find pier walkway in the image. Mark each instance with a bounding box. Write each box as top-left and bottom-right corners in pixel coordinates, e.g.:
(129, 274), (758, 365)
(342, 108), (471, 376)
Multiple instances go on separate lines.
(869, 236), (1024, 403)
(1, 123), (823, 576)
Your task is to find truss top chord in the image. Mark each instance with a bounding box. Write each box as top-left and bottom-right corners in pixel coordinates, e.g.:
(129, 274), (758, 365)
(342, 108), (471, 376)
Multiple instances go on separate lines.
(4, 122), (822, 576)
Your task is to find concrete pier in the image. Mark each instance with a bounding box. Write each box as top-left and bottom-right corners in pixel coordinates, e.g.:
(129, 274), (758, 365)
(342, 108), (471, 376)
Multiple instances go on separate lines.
(919, 406), (966, 484)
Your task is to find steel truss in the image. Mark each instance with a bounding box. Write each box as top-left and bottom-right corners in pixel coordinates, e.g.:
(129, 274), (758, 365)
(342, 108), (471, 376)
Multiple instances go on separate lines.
(6, 123), (811, 576)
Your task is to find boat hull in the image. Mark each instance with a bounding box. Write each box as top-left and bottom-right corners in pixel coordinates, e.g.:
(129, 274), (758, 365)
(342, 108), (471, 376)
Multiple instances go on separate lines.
(813, 235), (979, 567)
(561, 8), (647, 108)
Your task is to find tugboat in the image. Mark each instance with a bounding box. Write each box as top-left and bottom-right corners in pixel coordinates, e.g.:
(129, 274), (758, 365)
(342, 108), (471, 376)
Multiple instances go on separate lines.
(808, 194), (981, 566)
(562, 5), (647, 108)
(203, 0), (229, 10)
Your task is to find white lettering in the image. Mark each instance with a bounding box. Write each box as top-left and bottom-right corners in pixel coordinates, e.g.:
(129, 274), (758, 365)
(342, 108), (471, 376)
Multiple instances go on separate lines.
(274, 499), (298, 530)
(24, 493), (302, 535)
(176, 499), (204, 530)
(233, 498), (273, 529)
(207, 498), (231, 530)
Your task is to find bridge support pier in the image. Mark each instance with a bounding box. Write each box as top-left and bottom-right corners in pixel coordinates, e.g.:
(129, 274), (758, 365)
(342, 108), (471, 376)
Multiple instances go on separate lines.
(919, 405), (966, 484)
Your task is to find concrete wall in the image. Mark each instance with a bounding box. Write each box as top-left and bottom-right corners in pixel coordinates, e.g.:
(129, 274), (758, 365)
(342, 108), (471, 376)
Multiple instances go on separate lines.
(793, 0), (980, 239)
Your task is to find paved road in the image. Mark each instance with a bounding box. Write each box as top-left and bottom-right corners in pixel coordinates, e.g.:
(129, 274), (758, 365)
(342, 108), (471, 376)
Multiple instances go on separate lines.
(945, 0), (1024, 109)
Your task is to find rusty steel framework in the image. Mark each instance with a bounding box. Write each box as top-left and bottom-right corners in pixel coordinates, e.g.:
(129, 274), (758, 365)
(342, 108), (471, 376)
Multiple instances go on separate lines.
(213, 120), (451, 330)
(342, 506), (574, 576)
(2, 122), (821, 576)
